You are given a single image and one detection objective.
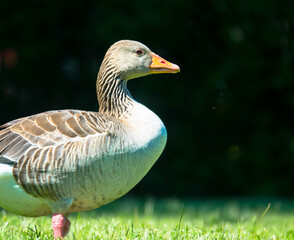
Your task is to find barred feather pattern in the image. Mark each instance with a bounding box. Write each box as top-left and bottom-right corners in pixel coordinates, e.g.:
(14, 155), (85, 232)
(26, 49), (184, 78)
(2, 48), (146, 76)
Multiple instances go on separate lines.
(0, 110), (129, 201)
(96, 46), (134, 118)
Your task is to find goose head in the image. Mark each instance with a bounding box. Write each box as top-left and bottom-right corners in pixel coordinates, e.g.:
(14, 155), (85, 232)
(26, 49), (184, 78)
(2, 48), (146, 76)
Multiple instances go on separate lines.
(102, 40), (180, 81)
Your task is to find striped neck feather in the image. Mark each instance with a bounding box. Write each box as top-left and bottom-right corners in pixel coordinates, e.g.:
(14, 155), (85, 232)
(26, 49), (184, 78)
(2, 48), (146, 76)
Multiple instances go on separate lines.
(96, 58), (134, 118)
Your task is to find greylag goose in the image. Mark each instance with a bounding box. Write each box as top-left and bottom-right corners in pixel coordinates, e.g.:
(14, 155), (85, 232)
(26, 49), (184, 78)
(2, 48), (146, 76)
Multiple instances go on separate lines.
(0, 40), (180, 238)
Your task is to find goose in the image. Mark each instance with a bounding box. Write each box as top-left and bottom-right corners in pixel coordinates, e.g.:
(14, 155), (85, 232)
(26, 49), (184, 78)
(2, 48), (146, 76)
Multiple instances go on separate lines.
(0, 40), (180, 238)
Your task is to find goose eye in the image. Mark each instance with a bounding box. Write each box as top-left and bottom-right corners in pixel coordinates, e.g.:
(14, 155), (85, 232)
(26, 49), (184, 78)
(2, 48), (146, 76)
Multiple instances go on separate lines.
(135, 49), (144, 55)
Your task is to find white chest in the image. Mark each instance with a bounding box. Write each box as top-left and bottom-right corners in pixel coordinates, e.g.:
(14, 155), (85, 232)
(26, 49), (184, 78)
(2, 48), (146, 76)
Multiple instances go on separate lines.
(70, 103), (167, 211)
(126, 102), (167, 151)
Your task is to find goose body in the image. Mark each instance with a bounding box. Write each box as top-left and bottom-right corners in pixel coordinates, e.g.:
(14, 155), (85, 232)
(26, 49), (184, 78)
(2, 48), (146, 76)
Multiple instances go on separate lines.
(0, 104), (166, 217)
(0, 40), (179, 238)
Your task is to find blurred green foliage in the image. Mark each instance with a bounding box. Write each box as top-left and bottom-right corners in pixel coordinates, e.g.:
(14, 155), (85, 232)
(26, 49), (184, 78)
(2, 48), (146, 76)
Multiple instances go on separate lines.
(0, 0), (293, 197)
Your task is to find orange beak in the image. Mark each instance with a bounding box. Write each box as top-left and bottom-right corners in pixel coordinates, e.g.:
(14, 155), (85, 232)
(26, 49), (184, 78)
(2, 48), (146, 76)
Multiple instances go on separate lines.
(149, 52), (180, 74)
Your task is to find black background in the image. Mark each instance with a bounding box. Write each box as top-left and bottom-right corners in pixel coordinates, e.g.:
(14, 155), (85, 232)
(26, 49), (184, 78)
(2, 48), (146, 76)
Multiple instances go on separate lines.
(1, 0), (293, 197)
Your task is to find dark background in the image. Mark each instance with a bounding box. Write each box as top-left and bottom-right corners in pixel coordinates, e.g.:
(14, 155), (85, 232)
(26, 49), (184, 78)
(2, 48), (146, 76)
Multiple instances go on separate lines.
(1, 0), (293, 197)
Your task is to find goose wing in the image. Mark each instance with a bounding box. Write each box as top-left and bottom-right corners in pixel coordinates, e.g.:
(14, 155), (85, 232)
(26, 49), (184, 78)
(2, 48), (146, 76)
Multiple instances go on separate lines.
(0, 110), (115, 200)
(0, 110), (111, 162)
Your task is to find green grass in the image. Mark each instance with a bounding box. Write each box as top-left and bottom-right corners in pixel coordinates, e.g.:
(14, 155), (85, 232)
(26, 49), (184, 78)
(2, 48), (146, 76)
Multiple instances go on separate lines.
(1, 197), (294, 239)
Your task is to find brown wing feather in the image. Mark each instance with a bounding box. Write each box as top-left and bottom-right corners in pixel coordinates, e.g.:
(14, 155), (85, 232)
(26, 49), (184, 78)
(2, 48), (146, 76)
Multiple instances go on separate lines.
(0, 110), (109, 162)
(0, 110), (117, 199)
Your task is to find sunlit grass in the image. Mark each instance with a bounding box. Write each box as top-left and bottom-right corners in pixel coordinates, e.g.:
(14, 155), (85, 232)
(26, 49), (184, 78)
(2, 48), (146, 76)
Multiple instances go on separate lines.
(1, 197), (294, 239)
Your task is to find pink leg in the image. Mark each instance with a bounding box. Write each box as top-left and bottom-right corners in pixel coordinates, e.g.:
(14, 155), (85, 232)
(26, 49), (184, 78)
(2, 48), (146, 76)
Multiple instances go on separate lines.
(52, 214), (71, 239)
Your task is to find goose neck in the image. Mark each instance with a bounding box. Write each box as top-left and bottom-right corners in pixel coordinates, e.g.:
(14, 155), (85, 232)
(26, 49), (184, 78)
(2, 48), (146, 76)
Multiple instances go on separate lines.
(96, 68), (134, 118)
